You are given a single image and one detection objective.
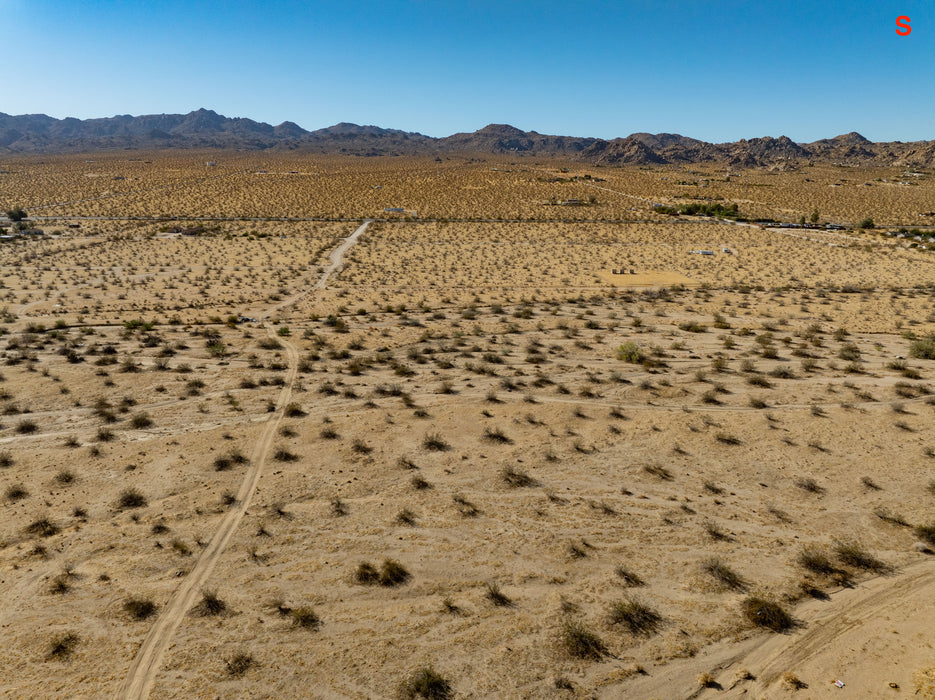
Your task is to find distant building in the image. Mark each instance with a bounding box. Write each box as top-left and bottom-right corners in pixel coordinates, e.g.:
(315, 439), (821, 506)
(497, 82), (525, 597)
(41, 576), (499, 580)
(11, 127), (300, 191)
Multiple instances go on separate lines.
(384, 207), (405, 212)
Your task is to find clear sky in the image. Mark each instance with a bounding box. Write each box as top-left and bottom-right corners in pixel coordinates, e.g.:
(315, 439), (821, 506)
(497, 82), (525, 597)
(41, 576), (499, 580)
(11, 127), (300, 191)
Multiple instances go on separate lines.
(2, 0), (932, 142)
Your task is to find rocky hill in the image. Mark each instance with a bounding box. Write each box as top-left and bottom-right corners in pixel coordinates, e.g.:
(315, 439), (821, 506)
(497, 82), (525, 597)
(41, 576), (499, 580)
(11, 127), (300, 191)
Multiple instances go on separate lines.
(1, 109), (932, 167)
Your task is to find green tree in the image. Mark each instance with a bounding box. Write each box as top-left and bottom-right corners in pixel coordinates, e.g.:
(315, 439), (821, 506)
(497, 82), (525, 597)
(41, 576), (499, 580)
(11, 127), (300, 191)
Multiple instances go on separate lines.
(5, 206), (27, 222)
(810, 208), (819, 224)
(857, 217), (875, 229)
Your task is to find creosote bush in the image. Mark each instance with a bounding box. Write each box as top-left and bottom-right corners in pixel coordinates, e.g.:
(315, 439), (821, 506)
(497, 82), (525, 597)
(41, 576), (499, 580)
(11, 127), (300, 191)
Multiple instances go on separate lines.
(702, 557), (745, 590)
(117, 488), (147, 510)
(124, 597), (158, 620)
(194, 589), (227, 616)
(356, 559), (411, 587)
(607, 596), (662, 635)
(47, 632), (80, 660)
(615, 341), (644, 364)
(741, 596), (794, 632)
(560, 618), (607, 660)
(422, 433), (450, 451)
(290, 606), (321, 630)
(398, 666), (453, 700)
(226, 652), (255, 677)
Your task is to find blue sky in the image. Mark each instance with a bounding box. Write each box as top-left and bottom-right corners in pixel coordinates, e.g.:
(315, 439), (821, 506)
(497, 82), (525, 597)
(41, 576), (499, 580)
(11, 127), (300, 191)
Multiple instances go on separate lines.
(2, 0), (932, 142)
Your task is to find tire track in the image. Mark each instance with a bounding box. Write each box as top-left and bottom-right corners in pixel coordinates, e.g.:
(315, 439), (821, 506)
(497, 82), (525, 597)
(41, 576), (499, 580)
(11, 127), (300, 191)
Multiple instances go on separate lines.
(115, 324), (297, 700)
(601, 560), (935, 699)
(116, 221), (368, 699)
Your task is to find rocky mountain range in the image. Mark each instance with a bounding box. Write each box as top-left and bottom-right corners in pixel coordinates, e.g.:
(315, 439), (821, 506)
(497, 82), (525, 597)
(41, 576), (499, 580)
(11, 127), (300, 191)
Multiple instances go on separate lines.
(1, 108), (933, 168)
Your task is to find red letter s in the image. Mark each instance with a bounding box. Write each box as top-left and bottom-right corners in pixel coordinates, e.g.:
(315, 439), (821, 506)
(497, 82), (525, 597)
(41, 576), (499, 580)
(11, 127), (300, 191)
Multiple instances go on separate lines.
(896, 15), (911, 35)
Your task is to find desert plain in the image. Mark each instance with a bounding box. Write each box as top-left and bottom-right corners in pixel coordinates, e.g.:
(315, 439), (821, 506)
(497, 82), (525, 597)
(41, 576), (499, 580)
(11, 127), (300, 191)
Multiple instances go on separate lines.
(1, 152), (935, 698)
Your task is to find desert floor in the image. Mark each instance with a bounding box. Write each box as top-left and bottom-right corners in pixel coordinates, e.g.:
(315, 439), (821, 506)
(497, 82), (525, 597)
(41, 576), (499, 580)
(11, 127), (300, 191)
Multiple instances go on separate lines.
(1, 153), (934, 699)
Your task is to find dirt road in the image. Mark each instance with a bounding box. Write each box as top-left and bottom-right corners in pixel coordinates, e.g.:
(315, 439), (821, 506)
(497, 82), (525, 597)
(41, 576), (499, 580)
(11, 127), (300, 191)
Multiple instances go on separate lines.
(115, 221), (368, 700)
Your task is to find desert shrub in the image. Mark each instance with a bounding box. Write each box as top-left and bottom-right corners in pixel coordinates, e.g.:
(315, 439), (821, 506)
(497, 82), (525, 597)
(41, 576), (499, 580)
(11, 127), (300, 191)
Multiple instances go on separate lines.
(702, 558), (745, 590)
(500, 466), (537, 487)
(26, 518), (60, 538)
(678, 321), (707, 333)
(15, 419), (38, 434)
(194, 589), (226, 616)
(6, 483), (28, 501)
(768, 366), (796, 379)
(485, 582), (513, 607)
(411, 475), (431, 490)
(356, 560), (410, 586)
(399, 666), (453, 699)
(482, 427), (512, 444)
(559, 619), (607, 660)
(607, 596), (662, 635)
(395, 509), (417, 526)
(225, 652), (255, 676)
(452, 494), (479, 517)
(46, 632), (79, 660)
(290, 606), (321, 630)
(283, 402), (306, 417)
(355, 562), (380, 584)
(715, 431), (741, 445)
(615, 341), (644, 364)
(49, 574), (71, 595)
(704, 520), (729, 541)
(117, 488), (147, 510)
(797, 546), (837, 575)
(838, 343), (861, 361)
(422, 433), (450, 451)
(916, 522), (935, 545)
(124, 597), (158, 620)
(379, 559), (411, 586)
(833, 539), (886, 571)
(910, 337), (935, 360)
(128, 412), (153, 429)
(794, 477), (824, 494)
(741, 596), (793, 632)
(643, 463), (673, 480)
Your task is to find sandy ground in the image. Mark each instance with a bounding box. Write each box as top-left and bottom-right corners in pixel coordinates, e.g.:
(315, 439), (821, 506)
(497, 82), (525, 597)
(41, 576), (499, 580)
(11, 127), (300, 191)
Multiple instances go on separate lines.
(0, 157), (934, 698)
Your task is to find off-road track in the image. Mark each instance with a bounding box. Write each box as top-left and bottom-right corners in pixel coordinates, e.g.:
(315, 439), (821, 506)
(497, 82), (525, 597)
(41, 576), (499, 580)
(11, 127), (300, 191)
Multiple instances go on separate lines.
(115, 221), (369, 700)
(603, 558), (935, 699)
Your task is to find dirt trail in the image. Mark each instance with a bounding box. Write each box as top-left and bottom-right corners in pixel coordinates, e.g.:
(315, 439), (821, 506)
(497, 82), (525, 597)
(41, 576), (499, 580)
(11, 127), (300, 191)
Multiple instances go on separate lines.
(115, 325), (297, 700)
(115, 222), (367, 700)
(268, 219), (370, 317)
